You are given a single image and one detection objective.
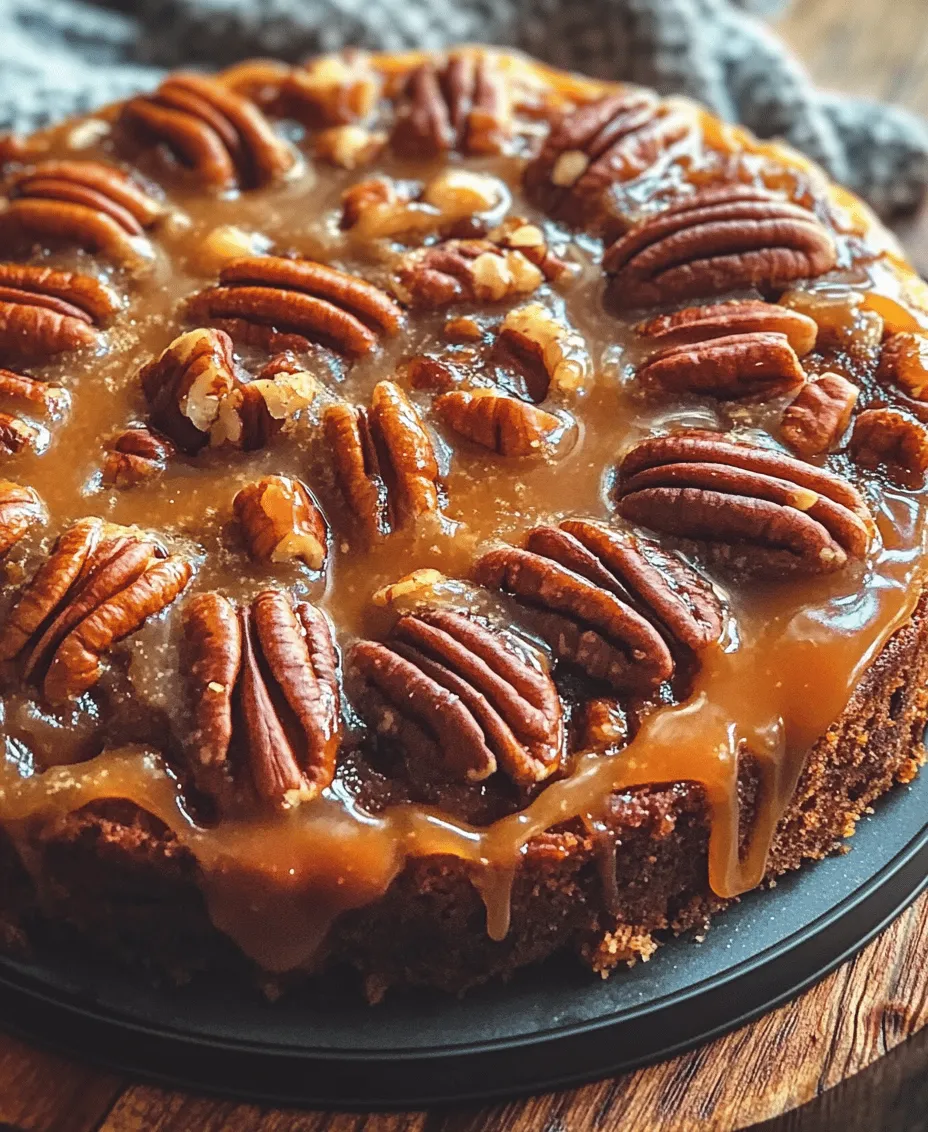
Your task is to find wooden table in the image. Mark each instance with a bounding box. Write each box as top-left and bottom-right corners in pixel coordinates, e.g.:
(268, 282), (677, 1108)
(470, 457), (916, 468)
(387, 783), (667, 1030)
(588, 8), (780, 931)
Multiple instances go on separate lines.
(3, 1), (928, 1128)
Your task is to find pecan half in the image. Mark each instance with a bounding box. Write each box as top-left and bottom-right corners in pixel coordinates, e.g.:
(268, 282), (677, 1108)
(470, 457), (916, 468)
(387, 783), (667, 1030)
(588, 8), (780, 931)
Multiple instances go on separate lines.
(1, 160), (163, 266)
(615, 431), (874, 576)
(435, 389), (567, 457)
(524, 91), (696, 232)
(636, 299), (818, 356)
(324, 380), (443, 540)
(102, 426), (175, 487)
(0, 481), (44, 556)
(0, 518), (192, 703)
(140, 328), (316, 453)
(603, 186), (838, 311)
(350, 608), (563, 785)
(186, 256), (403, 358)
(637, 331), (807, 400)
(780, 372), (858, 457)
(850, 407), (928, 486)
(0, 263), (119, 360)
(391, 53), (513, 158)
(233, 475), (328, 571)
(184, 589), (341, 810)
(118, 72), (294, 191)
(878, 331), (928, 401)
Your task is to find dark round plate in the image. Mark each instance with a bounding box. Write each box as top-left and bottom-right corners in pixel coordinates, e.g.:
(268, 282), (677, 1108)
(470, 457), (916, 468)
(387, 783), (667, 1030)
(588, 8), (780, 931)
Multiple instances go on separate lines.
(0, 775), (926, 1108)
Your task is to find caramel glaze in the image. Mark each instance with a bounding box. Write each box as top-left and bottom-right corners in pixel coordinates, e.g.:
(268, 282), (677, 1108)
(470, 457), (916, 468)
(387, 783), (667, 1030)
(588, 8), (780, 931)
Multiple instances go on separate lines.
(1, 51), (927, 973)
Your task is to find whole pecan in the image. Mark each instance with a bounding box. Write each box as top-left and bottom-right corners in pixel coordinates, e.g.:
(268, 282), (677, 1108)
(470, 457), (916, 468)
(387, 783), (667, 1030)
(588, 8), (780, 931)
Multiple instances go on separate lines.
(780, 372), (858, 457)
(475, 519), (723, 693)
(101, 425), (175, 488)
(140, 328), (316, 453)
(1, 160), (164, 266)
(0, 517), (192, 703)
(350, 608), (563, 785)
(0, 263), (119, 360)
(184, 589), (341, 810)
(615, 431), (874, 576)
(636, 331), (807, 400)
(391, 52), (513, 158)
(524, 91), (696, 233)
(878, 331), (928, 401)
(233, 475), (328, 571)
(118, 72), (294, 191)
(324, 380), (443, 540)
(0, 481), (44, 556)
(186, 256), (403, 358)
(850, 407), (928, 486)
(603, 186), (838, 311)
(434, 389), (568, 457)
(636, 299), (818, 356)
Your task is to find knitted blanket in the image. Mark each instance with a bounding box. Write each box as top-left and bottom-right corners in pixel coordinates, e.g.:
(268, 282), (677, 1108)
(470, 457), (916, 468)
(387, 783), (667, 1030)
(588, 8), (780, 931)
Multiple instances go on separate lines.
(1, 0), (925, 216)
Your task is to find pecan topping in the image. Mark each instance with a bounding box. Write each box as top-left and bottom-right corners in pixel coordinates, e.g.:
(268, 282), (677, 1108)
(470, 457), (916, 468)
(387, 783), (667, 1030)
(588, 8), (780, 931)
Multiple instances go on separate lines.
(350, 609), (563, 784)
(603, 186), (838, 311)
(1, 160), (163, 266)
(391, 53), (513, 158)
(187, 256), (403, 358)
(233, 475), (328, 571)
(636, 299), (818, 356)
(615, 431), (874, 576)
(475, 519), (722, 693)
(637, 332), (807, 400)
(140, 328), (316, 453)
(0, 263), (119, 360)
(102, 426), (175, 488)
(279, 51), (381, 128)
(118, 73), (295, 191)
(524, 91), (697, 232)
(324, 380), (443, 540)
(850, 408), (928, 486)
(435, 389), (567, 457)
(497, 303), (592, 396)
(781, 372), (858, 457)
(878, 331), (928, 401)
(184, 590), (341, 810)
(0, 518), (192, 703)
(0, 481), (44, 556)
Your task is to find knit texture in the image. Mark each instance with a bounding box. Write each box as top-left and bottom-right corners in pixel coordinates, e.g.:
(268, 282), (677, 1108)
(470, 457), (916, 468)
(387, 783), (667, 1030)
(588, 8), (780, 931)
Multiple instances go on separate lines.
(1, 0), (926, 216)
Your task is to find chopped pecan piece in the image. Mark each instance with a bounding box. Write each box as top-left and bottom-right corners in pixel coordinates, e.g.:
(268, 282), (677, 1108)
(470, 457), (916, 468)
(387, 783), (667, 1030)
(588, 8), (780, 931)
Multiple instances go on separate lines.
(313, 125), (386, 170)
(497, 303), (592, 396)
(140, 328), (316, 453)
(324, 380), (443, 540)
(0, 367), (69, 456)
(393, 239), (544, 308)
(187, 256), (403, 358)
(781, 373), (858, 457)
(350, 608), (563, 785)
(233, 475), (328, 571)
(636, 300), (818, 356)
(878, 331), (928, 401)
(435, 389), (567, 457)
(118, 72), (295, 191)
(0, 518), (192, 703)
(184, 590), (341, 810)
(391, 53), (513, 158)
(0, 263), (119, 360)
(1, 160), (163, 266)
(524, 91), (697, 232)
(850, 408), (928, 486)
(603, 186), (838, 311)
(279, 51), (381, 128)
(340, 170), (505, 241)
(102, 426), (175, 487)
(0, 481), (44, 556)
(615, 431), (874, 577)
(637, 331), (807, 400)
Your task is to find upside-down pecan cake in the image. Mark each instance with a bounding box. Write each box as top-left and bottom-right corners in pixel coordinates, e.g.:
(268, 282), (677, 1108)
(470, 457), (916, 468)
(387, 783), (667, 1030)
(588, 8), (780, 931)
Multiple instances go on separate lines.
(0, 47), (927, 1000)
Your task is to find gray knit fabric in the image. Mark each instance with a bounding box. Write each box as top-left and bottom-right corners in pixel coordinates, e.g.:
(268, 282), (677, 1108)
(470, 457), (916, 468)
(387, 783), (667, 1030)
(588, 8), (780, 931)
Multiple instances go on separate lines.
(1, 0), (926, 217)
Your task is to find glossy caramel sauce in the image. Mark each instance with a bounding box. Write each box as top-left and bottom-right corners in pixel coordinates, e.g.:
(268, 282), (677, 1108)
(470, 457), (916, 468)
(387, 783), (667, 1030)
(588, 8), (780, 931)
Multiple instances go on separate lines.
(1, 51), (927, 973)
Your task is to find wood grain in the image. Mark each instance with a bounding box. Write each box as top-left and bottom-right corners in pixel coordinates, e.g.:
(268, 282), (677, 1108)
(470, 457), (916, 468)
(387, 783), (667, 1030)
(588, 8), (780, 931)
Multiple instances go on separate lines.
(2, 2), (928, 1130)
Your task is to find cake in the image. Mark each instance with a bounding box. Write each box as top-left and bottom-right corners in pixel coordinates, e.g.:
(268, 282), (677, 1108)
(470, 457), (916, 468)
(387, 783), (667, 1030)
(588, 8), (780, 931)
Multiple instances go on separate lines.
(0, 47), (927, 1001)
